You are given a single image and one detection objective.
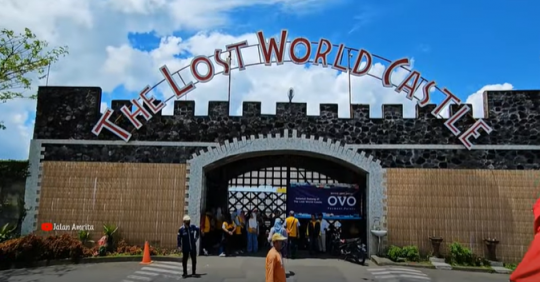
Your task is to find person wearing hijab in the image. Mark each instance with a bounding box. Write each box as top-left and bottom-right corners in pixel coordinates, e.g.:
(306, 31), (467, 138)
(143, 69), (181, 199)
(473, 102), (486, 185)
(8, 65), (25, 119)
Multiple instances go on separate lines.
(510, 197), (540, 281)
(247, 210), (259, 253)
(268, 218), (288, 258)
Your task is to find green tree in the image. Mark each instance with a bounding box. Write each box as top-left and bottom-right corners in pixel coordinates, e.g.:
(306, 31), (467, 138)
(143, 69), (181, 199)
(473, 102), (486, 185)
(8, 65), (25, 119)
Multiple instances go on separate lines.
(0, 28), (68, 129)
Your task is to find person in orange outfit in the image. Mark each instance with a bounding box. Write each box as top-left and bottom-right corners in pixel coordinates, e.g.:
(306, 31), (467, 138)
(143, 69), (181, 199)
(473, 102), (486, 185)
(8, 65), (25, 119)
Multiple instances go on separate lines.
(510, 197), (540, 282)
(266, 233), (287, 282)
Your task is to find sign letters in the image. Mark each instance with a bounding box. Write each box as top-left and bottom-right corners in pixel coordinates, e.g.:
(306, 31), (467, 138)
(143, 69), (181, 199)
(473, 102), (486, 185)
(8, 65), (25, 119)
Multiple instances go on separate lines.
(328, 195), (357, 207)
(92, 29), (493, 150)
(287, 183), (362, 220)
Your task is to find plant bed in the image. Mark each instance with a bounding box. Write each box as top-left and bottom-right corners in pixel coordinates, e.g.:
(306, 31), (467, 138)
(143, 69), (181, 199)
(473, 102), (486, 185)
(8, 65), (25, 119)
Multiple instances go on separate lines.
(371, 255), (435, 269)
(452, 265), (494, 273)
(0, 233), (181, 270)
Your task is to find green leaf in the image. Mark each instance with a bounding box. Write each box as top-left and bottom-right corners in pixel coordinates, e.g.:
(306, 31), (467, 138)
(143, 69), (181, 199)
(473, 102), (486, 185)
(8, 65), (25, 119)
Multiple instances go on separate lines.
(0, 27), (69, 129)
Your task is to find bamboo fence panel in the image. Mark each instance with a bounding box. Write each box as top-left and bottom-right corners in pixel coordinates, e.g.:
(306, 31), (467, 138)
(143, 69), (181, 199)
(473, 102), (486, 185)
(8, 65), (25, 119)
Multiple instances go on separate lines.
(35, 161), (187, 248)
(385, 168), (539, 263)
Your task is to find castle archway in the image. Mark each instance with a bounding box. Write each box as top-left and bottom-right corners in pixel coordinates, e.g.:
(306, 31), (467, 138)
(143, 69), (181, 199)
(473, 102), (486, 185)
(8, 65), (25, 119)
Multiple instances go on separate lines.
(187, 129), (387, 255)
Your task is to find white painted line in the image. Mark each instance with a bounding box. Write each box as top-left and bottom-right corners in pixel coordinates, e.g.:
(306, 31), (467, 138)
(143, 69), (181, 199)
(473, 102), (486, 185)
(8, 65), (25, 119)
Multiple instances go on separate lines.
(371, 271), (427, 276)
(38, 139), (218, 147)
(121, 280), (135, 282)
(151, 263), (185, 270)
(126, 275), (152, 281)
(128, 275), (153, 281)
(154, 261), (183, 266)
(373, 274), (397, 279)
(389, 267), (423, 273)
(134, 271), (159, 276)
(141, 267), (183, 275)
(35, 138), (540, 151)
(367, 268), (388, 271)
(400, 274), (431, 280)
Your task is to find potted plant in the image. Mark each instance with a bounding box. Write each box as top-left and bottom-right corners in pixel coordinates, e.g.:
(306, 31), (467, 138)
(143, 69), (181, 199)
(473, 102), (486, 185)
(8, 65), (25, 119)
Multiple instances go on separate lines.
(484, 237), (499, 261)
(429, 236), (443, 258)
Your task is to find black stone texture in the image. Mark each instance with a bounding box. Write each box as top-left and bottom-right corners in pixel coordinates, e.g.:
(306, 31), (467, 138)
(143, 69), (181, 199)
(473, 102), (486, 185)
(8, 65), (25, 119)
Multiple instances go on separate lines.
(32, 87), (540, 145)
(33, 87), (540, 169)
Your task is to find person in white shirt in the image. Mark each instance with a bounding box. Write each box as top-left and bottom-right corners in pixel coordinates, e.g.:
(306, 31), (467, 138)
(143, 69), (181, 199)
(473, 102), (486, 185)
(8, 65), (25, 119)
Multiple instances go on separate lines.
(318, 214), (329, 253)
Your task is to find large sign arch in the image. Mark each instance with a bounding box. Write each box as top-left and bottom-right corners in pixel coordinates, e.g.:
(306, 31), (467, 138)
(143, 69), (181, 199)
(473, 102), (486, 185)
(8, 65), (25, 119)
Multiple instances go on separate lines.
(92, 29), (492, 149)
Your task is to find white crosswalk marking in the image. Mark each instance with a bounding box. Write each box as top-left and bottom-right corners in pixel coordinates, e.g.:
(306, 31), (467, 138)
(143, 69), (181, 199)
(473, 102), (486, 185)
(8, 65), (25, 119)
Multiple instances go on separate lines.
(367, 267), (431, 281)
(120, 261), (190, 281)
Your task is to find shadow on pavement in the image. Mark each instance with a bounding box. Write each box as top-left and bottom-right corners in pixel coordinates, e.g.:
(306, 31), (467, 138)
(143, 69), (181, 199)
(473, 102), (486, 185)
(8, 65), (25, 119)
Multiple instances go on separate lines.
(0, 264), (77, 282)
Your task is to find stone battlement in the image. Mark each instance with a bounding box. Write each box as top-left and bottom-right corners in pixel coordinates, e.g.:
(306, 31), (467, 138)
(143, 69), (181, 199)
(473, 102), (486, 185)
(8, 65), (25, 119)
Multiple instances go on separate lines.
(33, 86), (540, 145)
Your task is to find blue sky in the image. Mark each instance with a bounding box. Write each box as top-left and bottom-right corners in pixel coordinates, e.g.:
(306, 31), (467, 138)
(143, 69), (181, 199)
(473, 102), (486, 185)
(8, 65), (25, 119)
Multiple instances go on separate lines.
(121, 0), (539, 104)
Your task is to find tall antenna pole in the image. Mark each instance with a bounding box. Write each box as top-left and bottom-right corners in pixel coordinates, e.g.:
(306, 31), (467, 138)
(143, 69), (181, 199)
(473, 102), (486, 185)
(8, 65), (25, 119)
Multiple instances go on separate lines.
(348, 49), (352, 118)
(227, 51), (232, 113)
(45, 63), (51, 86)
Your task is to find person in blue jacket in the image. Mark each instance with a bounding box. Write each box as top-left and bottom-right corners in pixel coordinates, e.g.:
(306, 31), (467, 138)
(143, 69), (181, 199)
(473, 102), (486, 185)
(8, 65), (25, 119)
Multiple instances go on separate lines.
(177, 215), (200, 277)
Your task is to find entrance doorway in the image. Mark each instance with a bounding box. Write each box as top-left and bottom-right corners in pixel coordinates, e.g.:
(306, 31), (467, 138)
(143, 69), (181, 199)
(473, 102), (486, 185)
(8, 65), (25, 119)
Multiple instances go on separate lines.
(203, 153), (368, 252)
(186, 131), (387, 256)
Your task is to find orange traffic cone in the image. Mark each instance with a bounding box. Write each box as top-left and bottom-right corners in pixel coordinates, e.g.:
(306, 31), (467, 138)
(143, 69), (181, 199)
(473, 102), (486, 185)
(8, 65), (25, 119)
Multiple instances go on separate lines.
(140, 241), (153, 265)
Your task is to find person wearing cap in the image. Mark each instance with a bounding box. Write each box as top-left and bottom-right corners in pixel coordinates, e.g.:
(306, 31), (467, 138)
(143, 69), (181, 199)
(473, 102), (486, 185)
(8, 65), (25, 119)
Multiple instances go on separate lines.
(177, 215), (200, 277)
(284, 210), (300, 259)
(266, 233), (287, 282)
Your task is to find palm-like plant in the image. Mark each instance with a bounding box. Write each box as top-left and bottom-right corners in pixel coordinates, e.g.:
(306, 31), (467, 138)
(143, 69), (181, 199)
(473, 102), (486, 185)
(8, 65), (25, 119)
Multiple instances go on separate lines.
(0, 223), (16, 243)
(103, 224), (118, 252)
(78, 230), (95, 246)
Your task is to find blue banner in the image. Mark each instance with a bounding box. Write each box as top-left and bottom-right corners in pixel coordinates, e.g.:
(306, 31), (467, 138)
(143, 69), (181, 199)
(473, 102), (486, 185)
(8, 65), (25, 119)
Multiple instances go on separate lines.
(287, 183), (362, 220)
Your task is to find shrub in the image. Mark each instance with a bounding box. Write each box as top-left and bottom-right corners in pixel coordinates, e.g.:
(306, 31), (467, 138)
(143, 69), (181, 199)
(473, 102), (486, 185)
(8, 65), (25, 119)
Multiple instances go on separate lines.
(387, 245), (402, 261)
(401, 245), (420, 262)
(446, 242), (489, 266)
(386, 245), (421, 262)
(0, 234), (44, 266)
(0, 233), (92, 268)
(116, 240), (143, 255)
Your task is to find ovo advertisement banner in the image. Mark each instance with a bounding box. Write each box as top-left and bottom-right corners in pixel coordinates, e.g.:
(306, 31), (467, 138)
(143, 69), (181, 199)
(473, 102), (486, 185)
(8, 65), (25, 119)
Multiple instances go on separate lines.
(286, 183), (362, 220)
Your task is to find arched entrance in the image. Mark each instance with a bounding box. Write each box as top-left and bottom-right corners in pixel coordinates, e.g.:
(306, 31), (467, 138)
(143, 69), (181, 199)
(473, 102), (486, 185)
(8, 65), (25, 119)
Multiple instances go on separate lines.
(187, 129), (386, 255)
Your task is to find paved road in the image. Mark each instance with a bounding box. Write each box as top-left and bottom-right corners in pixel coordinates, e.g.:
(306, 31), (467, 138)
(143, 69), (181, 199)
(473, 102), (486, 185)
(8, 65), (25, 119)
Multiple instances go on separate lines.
(0, 257), (510, 282)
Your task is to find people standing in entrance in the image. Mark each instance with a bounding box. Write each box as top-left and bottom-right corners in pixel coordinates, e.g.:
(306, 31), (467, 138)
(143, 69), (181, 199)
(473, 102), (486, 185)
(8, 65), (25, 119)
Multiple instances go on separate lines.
(247, 211), (259, 253)
(268, 218), (287, 258)
(266, 233), (287, 282)
(233, 209), (245, 254)
(220, 213), (235, 257)
(177, 215), (200, 277)
(215, 207), (224, 253)
(318, 213), (329, 253)
(200, 210), (212, 255)
(284, 211), (300, 259)
(306, 214), (321, 255)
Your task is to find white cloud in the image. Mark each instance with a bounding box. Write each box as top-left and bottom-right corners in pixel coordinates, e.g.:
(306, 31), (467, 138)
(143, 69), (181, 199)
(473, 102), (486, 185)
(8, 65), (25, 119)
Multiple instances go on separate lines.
(0, 0), (515, 159)
(465, 83), (514, 117)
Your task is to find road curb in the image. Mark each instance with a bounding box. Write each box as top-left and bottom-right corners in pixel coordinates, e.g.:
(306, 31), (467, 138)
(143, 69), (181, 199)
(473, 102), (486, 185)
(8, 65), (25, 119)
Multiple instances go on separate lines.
(370, 255), (504, 273)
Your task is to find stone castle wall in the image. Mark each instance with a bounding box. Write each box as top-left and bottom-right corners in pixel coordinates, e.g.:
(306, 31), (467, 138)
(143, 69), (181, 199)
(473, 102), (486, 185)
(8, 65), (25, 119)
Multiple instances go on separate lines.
(33, 87), (540, 169)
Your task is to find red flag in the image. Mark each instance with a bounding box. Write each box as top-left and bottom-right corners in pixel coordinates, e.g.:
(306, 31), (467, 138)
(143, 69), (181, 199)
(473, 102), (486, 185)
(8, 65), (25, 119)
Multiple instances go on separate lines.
(510, 197), (540, 282)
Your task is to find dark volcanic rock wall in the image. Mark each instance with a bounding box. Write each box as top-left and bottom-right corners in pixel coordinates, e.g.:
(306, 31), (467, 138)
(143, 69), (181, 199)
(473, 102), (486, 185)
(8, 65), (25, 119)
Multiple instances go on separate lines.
(33, 87), (540, 146)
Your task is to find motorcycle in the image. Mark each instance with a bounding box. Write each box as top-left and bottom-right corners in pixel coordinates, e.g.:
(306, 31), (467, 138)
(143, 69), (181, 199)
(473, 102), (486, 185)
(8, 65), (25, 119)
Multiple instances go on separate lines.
(336, 237), (367, 265)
